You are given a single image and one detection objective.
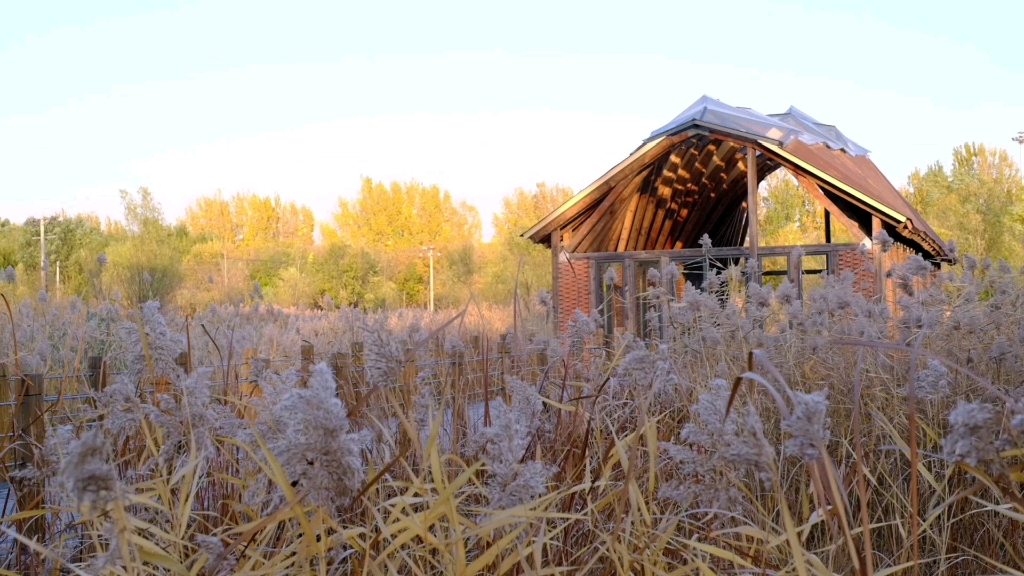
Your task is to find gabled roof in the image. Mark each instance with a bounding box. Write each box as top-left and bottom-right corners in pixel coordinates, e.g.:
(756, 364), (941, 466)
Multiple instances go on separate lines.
(524, 96), (948, 260)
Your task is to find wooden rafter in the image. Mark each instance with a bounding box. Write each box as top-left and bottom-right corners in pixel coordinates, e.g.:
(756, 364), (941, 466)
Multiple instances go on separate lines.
(793, 174), (867, 242)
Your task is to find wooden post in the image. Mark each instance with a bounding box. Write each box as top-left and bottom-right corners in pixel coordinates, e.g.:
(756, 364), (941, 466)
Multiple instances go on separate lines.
(300, 343), (315, 386)
(551, 229), (561, 332)
(872, 216), (885, 301)
(351, 342), (365, 389)
(0, 363), (10, 466)
(401, 345), (416, 413)
(531, 348), (549, 388)
(498, 333), (512, 381)
(175, 351), (191, 375)
(469, 335), (482, 393)
(14, 373), (46, 544)
(331, 352), (352, 403)
(87, 356), (108, 393)
(746, 146), (760, 284)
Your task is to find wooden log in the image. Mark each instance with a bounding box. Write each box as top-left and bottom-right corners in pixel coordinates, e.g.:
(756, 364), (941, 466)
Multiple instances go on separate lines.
(14, 373), (46, 544)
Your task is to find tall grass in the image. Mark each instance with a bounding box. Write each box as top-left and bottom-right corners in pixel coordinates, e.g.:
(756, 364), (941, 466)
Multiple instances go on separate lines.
(2, 253), (1024, 574)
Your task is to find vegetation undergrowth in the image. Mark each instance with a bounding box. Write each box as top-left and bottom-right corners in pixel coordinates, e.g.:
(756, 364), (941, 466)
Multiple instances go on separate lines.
(2, 253), (1024, 574)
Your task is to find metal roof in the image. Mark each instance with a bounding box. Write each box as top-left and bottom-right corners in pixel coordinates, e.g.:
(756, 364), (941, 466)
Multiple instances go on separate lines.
(524, 95), (948, 260)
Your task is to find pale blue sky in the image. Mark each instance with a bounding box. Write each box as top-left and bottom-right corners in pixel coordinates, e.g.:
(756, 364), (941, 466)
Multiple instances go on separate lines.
(2, 1), (1023, 239)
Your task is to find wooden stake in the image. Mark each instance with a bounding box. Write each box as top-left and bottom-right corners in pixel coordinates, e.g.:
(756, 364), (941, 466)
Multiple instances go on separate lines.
(87, 356), (108, 393)
(300, 343), (314, 386)
(14, 373), (46, 544)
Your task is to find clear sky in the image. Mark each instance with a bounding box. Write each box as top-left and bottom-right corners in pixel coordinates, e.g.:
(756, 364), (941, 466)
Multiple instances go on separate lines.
(2, 0), (1023, 240)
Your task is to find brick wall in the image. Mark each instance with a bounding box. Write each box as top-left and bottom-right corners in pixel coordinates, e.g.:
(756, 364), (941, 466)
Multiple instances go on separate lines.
(837, 242), (917, 303)
(556, 256), (592, 333)
(837, 248), (875, 299)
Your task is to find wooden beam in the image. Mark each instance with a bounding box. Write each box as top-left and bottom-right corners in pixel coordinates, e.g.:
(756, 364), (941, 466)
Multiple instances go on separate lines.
(672, 143), (741, 249)
(627, 177), (655, 251)
(650, 145), (699, 251)
(525, 129), (700, 244)
(585, 166), (653, 253)
(793, 174), (867, 242)
(616, 190), (642, 252)
(565, 168), (636, 253)
(872, 215), (884, 299)
(551, 229), (561, 330)
(642, 147), (687, 252)
(746, 146), (759, 283)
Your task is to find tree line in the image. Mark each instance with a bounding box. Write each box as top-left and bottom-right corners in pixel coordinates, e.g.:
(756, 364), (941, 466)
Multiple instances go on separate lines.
(0, 178), (572, 310)
(1, 142), (1020, 310)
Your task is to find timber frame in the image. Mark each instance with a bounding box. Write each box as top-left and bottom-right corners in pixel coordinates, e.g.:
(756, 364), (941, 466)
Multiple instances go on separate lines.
(525, 96), (950, 336)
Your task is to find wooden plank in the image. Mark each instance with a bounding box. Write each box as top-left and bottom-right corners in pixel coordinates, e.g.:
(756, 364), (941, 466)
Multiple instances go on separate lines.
(634, 144), (684, 250)
(586, 167), (652, 253)
(671, 142), (740, 249)
(653, 144), (707, 250)
(646, 145), (692, 252)
(793, 174), (867, 242)
(569, 162), (651, 253)
(746, 147), (760, 282)
(616, 190), (642, 251)
(872, 215), (884, 299)
(551, 229), (561, 330)
(678, 154), (776, 249)
(626, 174), (654, 251)
(665, 142), (721, 245)
(577, 242), (856, 259)
(525, 129), (701, 243)
(565, 169), (636, 253)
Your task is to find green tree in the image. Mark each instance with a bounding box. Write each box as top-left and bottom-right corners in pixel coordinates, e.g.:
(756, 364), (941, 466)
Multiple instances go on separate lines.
(758, 170), (824, 246)
(330, 178), (481, 308)
(482, 183), (574, 304)
(106, 187), (187, 305)
(904, 143), (1024, 263)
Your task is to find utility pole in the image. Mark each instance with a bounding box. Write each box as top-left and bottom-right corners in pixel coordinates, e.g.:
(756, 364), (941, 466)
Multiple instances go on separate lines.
(1013, 132), (1024, 182)
(422, 246), (440, 312)
(39, 219), (47, 293)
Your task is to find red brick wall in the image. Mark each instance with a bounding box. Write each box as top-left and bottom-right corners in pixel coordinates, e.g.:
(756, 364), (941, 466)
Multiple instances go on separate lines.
(837, 248), (875, 299)
(556, 256), (592, 333)
(837, 243), (916, 303)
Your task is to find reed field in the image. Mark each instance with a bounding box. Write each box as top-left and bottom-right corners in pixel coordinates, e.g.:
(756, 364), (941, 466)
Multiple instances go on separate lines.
(2, 252), (1024, 575)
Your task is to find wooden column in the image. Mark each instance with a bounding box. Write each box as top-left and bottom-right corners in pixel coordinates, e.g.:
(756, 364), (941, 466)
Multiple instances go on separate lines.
(14, 373), (46, 544)
(872, 216), (885, 300)
(551, 229), (561, 332)
(746, 146), (760, 284)
(624, 258), (636, 335)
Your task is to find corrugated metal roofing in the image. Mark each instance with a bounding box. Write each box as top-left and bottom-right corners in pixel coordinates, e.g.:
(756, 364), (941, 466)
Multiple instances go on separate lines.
(524, 95), (948, 260)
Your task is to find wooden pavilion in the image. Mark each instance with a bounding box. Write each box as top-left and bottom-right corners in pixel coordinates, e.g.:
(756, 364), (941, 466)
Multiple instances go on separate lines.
(523, 96), (950, 336)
